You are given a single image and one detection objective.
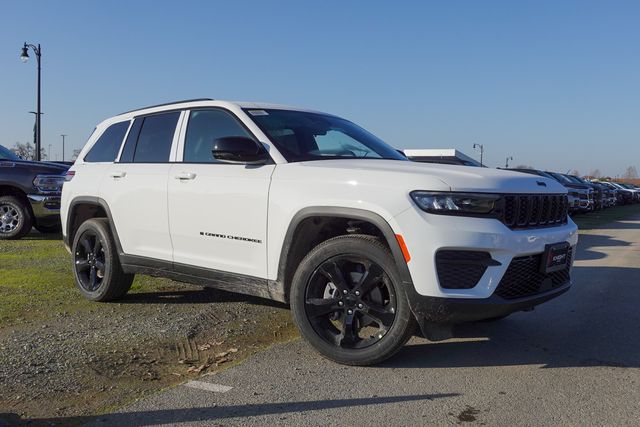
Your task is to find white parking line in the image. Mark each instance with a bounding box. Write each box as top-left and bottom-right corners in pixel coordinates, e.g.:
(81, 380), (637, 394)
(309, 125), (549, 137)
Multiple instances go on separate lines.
(183, 380), (233, 393)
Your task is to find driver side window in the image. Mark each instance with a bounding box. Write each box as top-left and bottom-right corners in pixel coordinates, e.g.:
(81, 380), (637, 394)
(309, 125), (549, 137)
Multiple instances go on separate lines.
(183, 109), (253, 163)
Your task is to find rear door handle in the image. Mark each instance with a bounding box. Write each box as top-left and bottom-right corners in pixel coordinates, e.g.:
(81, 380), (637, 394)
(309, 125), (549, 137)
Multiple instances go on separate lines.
(175, 172), (196, 180)
(109, 171), (126, 179)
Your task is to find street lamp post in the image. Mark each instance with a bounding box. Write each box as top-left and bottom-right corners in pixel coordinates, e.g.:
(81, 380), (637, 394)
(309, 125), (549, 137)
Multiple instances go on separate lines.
(473, 143), (484, 167)
(20, 42), (42, 161)
(505, 156), (513, 168)
(61, 134), (67, 162)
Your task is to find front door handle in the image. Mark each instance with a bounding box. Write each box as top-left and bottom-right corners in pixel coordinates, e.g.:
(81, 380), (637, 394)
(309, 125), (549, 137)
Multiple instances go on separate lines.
(175, 172), (196, 180)
(109, 171), (126, 179)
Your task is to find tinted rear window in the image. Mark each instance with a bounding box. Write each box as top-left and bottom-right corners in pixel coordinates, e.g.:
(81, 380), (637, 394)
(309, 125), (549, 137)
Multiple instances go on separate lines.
(132, 112), (180, 163)
(84, 121), (130, 162)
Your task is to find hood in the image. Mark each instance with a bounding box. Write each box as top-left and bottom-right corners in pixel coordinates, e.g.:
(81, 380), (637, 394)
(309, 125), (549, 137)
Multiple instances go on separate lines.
(0, 159), (69, 174)
(295, 159), (567, 194)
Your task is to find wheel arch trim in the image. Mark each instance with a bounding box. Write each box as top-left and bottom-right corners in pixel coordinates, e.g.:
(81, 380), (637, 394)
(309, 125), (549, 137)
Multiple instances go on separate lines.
(65, 196), (124, 255)
(276, 206), (414, 293)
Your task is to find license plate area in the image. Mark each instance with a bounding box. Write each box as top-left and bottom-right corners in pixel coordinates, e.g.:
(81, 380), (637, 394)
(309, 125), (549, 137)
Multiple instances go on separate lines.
(541, 242), (570, 273)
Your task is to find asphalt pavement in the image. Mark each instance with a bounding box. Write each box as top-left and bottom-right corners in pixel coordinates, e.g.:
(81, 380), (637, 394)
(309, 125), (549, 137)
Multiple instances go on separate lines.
(86, 215), (640, 426)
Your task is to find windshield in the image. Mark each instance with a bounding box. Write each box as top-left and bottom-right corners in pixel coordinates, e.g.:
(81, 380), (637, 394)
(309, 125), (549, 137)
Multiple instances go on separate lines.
(244, 109), (406, 162)
(0, 145), (19, 160)
(547, 172), (573, 184)
(564, 175), (584, 184)
(570, 175), (590, 185)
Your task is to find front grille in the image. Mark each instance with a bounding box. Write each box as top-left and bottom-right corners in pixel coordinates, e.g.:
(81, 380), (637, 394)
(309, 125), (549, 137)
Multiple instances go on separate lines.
(502, 194), (568, 229)
(494, 249), (572, 299)
(436, 250), (491, 289)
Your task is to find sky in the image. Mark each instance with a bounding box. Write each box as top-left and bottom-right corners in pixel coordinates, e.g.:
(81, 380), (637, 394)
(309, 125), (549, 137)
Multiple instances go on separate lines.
(1, 1), (638, 176)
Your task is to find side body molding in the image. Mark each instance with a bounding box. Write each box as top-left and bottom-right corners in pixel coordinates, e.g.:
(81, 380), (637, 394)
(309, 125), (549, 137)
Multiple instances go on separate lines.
(65, 196), (281, 302)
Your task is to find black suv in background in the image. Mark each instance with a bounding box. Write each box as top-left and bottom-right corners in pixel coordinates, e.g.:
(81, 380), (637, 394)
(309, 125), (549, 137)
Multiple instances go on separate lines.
(615, 182), (640, 203)
(564, 175), (606, 210)
(546, 171), (593, 212)
(0, 145), (68, 239)
(589, 181), (616, 207)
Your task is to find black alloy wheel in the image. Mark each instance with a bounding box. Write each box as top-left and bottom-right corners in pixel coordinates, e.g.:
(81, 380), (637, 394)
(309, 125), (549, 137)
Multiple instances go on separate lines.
(74, 229), (106, 292)
(71, 218), (134, 301)
(290, 234), (415, 366)
(305, 255), (397, 349)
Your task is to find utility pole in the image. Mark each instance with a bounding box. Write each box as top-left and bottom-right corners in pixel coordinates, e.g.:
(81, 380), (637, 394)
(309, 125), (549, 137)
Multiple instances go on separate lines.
(473, 143), (484, 167)
(20, 43), (42, 161)
(505, 156), (513, 168)
(61, 134), (67, 161)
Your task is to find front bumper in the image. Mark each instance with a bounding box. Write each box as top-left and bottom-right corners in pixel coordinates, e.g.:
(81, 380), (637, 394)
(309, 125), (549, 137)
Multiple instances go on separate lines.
(405, 280), (570, 325)
(392, 206), (579, 300)
(390, 205), (577, 335)
(27, 194), (62, 226)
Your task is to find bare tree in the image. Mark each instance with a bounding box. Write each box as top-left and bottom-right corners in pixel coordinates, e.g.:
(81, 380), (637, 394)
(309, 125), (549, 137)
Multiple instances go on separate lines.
(514, 164), (534, 169)
(588, 169), (601, 178)
(569, 170), (580, 177)
(11, 142), (46, 161)
(623, 166), (638, 180)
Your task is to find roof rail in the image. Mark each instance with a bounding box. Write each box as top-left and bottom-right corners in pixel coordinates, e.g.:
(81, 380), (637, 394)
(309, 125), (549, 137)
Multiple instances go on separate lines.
(119, 98), (214, 115)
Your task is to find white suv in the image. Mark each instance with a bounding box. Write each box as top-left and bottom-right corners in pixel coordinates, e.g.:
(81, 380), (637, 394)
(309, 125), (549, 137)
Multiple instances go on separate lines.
(61, 99), (578, 365)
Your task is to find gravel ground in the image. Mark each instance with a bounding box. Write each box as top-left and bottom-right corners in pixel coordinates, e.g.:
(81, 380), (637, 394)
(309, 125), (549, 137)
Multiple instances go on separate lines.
(0, 282), (296, 425)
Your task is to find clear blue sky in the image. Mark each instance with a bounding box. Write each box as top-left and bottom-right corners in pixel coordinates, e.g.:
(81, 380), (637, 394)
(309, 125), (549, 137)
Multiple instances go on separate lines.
(1, 1), (638, 176)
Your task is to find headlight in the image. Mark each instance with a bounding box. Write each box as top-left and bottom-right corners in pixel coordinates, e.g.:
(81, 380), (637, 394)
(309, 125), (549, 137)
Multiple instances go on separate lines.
(33, 174), (65, 192)
(410, 191), (500, 215)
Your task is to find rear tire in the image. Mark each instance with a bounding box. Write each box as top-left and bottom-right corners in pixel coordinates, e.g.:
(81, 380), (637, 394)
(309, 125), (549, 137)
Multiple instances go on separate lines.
(72, 218), (134, 301)
(290, 234), (416, 366)
(0, 196), (32, 240)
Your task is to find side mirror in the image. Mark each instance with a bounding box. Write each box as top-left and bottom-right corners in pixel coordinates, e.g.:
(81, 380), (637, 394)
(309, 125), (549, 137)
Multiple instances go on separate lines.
(211, 136), (269, 164)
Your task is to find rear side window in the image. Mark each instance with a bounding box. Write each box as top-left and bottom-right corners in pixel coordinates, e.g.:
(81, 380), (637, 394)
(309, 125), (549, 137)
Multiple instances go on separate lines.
(183, 109), (254, 163)
(133, 112), (180, 163)
(84, 121), (130, 162)
(119, 112), (180, 163)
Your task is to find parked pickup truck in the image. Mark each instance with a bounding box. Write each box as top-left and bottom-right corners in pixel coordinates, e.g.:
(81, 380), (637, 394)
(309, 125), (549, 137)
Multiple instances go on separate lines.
(61, 99), (578, 365)
(0, 145), (68, 239)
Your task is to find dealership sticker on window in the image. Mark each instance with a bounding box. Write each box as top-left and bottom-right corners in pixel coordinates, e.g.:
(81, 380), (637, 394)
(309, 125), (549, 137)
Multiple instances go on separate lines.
(248, 110), (269, 116)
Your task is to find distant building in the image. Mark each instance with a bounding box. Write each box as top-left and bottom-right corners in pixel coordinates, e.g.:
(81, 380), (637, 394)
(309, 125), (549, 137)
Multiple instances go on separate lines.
(403, 149), (482, 167)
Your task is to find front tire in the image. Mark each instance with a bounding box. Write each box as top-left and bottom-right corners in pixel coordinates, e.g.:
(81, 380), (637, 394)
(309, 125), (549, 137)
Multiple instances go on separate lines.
(72, 218), (134, 301)
(290, 234), (415, 366)
(0, 196), (32, 240)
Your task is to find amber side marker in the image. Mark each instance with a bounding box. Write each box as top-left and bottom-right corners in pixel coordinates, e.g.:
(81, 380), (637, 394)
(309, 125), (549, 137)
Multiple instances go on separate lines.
(395, 234), (411, 263)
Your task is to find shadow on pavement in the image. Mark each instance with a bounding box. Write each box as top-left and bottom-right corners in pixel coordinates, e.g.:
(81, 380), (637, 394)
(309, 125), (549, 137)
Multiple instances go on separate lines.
(587, 219), (640, 230)
(383, 264), (640, 369)
(1, 394), (460, 426)
(574, 233), (631, 261)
